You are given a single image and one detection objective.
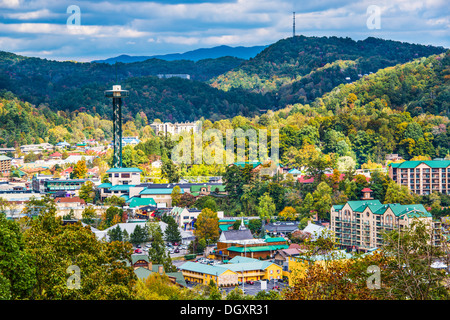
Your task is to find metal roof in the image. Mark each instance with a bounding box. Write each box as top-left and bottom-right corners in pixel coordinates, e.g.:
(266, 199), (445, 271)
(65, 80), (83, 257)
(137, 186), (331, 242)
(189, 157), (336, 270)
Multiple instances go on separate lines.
(139, 188), (184, 195)
(106, 167), (142, 173)
(178, 261), (231, 276)
(389, 160), (450, 169)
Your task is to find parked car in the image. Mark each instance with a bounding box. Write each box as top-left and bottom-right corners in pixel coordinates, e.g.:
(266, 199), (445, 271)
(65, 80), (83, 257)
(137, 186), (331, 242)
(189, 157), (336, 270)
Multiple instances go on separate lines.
(134, 248), (142, 254)
(174, 248), (180, 253)
(246, 280), (254, 285)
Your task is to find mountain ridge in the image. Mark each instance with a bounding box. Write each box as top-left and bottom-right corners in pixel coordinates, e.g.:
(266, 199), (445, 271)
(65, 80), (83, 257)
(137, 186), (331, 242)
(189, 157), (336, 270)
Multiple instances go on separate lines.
(92, 44), (268, 64)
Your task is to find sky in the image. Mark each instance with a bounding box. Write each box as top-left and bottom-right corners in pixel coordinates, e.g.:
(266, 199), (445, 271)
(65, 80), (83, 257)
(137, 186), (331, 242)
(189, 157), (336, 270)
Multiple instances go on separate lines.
(0, 0), (448, 62)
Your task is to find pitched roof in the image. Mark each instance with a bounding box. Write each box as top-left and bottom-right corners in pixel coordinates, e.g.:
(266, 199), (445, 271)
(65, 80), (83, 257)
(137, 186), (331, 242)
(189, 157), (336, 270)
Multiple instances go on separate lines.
(128, 197), (157, 208)
(139, 188), (184, 195)
(228, 256), (260, 264)
(98, 182), (112, 189)
(54, 196), (86, 204)
(233, 161), (261, 169)
(110, 184), (134, 191)
(343, 200), (431, 218)
(107, 167), (142, 173)
(389, 160), (450, 169)
(220, 229), (254, 241)
(227, 244), (289, 253)
(222, 261), (275, 272)
(178, 261), (231, 276)
(131, 254), (149, 265)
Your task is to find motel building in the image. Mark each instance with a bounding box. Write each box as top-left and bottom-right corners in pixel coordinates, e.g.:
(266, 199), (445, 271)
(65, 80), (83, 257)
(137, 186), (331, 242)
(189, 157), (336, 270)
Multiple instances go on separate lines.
(178, 256), (283, 287)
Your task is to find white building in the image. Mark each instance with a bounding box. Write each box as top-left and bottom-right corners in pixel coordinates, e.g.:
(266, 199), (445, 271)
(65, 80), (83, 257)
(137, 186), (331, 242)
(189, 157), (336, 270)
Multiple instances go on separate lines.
(150, 121), (201, 136)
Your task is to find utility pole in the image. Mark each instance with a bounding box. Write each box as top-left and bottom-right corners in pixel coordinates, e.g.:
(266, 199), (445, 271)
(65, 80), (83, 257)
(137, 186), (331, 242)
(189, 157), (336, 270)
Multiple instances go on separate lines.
(104, 85), (129, 168)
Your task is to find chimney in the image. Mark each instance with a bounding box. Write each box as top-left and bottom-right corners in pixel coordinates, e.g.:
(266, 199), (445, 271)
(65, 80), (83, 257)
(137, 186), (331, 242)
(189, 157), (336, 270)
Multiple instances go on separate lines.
(158, 265), (164, 275)
(148, 261), (152, 270)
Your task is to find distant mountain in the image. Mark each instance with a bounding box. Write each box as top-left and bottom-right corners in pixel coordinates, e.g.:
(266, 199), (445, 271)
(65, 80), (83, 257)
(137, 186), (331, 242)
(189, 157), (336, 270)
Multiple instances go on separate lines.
(0, 51), (272, 122)
(210, 36), (448, 106)
(93, 45), (268, 64)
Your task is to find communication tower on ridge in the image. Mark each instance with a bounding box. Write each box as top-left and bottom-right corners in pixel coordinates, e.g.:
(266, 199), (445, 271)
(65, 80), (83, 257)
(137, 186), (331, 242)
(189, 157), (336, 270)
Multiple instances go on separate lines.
(293, 11), (296, 37)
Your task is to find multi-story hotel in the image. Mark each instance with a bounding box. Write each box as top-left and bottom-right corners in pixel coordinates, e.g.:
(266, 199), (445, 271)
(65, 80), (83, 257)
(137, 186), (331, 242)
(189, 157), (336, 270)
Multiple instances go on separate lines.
(0, 155), (12, 176)
(331, 199), (441, 251)
(150, 121), (201, 136)
(388, 159), (450, 195)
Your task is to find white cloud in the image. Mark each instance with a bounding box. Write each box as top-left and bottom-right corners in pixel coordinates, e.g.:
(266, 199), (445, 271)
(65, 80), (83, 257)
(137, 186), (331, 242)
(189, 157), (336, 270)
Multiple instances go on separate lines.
(0, 0), (20, 8)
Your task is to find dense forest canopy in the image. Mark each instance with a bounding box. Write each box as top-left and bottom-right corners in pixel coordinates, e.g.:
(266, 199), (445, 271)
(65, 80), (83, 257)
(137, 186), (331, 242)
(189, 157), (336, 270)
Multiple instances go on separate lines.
(0, 36), (447, 125)
(210, 36), (447, 108)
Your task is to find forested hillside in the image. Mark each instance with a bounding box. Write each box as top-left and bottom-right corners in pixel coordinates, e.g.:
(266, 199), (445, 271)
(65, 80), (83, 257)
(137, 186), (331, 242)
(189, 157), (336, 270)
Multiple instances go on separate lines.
(210, 36), (447, 108)
(200, 51), (450, 169)
(0, 52), (260, 121)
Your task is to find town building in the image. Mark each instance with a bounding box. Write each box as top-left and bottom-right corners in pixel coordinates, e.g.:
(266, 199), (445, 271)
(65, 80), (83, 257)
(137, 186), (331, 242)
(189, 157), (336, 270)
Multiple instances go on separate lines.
(330, 200), (441, 251)
(107, 167), (142, 186)
(388, 159), (450, 195)
(20, 143), (54, 154)
(178, 256), (283, 286)
(215, 235), (289, 261)
(150, 121), (200, 136)
(264, 221), (301, 236)
(0, 155), (12, 176)
(132, 254), (187, 287)
(122, 136), (140, 147)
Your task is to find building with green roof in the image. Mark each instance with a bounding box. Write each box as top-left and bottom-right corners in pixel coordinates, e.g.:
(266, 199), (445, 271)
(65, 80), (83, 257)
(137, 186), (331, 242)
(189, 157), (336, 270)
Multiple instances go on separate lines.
(178, 258), (283, 286)
(331, 200), (440, 252)
(127, 197), (157, 208)
(388, 159), (450, 195)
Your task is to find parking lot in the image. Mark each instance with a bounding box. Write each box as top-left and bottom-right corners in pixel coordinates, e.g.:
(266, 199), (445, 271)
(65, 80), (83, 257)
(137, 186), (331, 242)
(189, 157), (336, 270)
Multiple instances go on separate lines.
(184, 277), (289, 296)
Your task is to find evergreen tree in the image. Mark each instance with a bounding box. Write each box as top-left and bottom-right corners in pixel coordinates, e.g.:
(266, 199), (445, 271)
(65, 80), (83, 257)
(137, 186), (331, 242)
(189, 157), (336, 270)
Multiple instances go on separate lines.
(149, 225), (176, 272)
(164, 216), (182, 244)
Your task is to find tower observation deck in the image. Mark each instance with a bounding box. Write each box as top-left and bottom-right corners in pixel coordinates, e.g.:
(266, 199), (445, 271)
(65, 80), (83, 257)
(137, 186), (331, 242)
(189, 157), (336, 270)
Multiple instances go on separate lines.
(104, 85), (129, 168)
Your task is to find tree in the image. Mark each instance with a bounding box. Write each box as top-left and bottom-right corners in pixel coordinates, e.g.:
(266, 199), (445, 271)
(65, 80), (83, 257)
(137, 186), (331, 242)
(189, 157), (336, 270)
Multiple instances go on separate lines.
(149, 225), (176, 273)
(103, 195), (126, 207)
(299, 193), (314, 219)
(171, 186), (182, 207)
(81, 205), (97, 225)
(0, 213), (36, 299)
(102, 206), (124, 229)
(256, 192), (276, 223)
(278, 206), (297, 221)
(384, 180), (418, 204)
(380, 220), (449, 300)
(108, 225), (124, 242)
(21, 199), (136, 300)
(178, 192), (196, 208)
(130, 225), (149, 246)
(72, 159), (87, 179)
(161, 157), (180, 183)
(79, 180), (96, 204)
(202, 198), (217, 212)
(194, 208), (219, 244)
(312, 182), (333, 220)
(223, 164), (255, 201)
(164, 216), (182, 244)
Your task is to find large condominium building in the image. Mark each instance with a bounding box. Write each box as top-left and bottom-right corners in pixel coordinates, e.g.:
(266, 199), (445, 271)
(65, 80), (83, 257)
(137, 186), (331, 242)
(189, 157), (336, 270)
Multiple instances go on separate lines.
(388, 159), (450, 195)
(150, 121), (200, 136)
(0, 156), (12, 176)
(331, 200), (441, 251)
